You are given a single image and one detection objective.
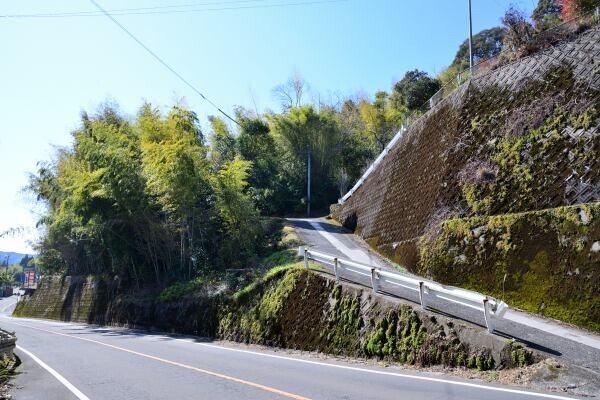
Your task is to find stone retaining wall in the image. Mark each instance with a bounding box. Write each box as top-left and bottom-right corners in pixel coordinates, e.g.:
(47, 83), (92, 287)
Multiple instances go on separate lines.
(334, 26), (600, 271)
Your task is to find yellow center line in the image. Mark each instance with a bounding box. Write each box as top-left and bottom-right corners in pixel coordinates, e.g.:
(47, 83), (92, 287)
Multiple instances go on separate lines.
(11, 321), (311, 400)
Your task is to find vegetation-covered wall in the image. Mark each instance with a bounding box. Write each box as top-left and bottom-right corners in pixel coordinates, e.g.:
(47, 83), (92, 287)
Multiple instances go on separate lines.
(14, 269), (532, 370)
(334, 26), (599, 330)
(335, 26), (599, 251)
(13, 275), (220, 336)
(13, 276), (109, 323)
(219, 269), (513, 369)
(418, 203), (600, 332)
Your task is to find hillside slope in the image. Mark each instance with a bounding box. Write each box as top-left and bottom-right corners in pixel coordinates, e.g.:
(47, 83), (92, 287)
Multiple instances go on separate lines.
(334, 25), (600, 330)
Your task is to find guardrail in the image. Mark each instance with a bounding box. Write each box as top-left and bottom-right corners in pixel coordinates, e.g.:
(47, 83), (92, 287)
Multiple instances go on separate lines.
(299, 246), (508, 333)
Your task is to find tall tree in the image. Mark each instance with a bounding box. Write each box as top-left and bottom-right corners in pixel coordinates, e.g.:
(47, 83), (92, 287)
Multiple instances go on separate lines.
(272, 72), (309, 111)
(237, 113), (285, 214)
(29, 101), (265, 286)
(502, 6), (536, 53)
(451, 27), (506, 70)
(360, 91), (404, 152)
(559, 0), (600, 19)
(390, 70), (441, 111)
(30, 104), (151, 279)
(269, 106), (342, 212)
(212, 157), (261, 265)
(139, 104), (212, 280)
(208, 116), (237, 171)
(335, 99), (373, 194)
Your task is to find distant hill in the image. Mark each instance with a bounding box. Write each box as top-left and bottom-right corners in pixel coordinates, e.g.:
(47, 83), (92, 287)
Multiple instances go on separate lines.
(0, 251), (30, 265)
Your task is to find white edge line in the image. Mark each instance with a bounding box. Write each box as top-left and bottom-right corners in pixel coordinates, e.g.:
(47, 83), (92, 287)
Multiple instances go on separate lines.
(183, 341), (577, 400)
(16, 345), (91, 400)
(1, 301), (15, 313)
(8, 319), (577, 400)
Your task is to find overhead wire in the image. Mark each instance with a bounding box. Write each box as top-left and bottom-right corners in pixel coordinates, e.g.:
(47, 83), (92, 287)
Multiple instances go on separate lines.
(87, 0), (240, 126)
(0, 0), (268, 18)
(1, 0), (348, 18)
(4, 0), (350, 125)
(21, 0), (269, 16)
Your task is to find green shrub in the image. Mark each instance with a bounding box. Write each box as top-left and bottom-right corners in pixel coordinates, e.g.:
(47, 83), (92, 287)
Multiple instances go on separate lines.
(158, 277), (206, 302)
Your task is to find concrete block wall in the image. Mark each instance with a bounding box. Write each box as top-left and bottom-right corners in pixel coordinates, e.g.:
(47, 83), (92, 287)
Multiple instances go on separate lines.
(334, 26), (600, 263)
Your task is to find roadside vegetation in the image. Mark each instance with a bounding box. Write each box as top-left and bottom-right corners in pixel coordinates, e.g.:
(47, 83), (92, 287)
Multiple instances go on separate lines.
(25, 0), (597, 292)
(7, 2), (600, 398)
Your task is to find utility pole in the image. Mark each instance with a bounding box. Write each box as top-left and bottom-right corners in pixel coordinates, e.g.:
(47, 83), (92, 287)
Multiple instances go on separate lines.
(468, 0), (474, 75)
(3, 256), (8, 295)
(307, 150), (311, 217)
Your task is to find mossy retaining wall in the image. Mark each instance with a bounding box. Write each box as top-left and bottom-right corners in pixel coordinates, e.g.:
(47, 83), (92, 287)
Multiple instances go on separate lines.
(219, 269), (527, 369)
(14, 269), (531, 370)
(418, 203), (600, 332)
(13, 276), (109, 323)
(334, 27), (600, 268)
(13, 276), (220, 336)
(333, 26), (600, 331)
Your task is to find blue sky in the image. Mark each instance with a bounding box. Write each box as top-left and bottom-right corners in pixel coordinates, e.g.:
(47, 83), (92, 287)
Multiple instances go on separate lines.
(0, 0), (533, 254)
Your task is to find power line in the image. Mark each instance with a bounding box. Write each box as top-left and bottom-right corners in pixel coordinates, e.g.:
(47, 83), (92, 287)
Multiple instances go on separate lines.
(87, 0), (240, 126)
(1, 0), (348, 18)
(1, 0), (269, 18)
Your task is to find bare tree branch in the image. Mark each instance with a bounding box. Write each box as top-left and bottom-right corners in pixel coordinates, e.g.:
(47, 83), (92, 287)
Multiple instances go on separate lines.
(271, 72), (309, 111)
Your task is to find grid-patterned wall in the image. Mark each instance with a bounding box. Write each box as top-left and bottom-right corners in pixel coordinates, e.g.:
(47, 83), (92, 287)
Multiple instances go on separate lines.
(335, 26), (600, 255)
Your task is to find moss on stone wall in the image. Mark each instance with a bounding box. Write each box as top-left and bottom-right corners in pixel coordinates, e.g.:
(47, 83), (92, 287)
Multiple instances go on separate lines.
(15, 267), (531, 370)
(459, 95), (600, 217)
(219, 268), (514, 370)
(334, 30), (600, 279)
(418, 203), (600, 332)
(13, 275), (107, 323)
(13, 275), (220, 336)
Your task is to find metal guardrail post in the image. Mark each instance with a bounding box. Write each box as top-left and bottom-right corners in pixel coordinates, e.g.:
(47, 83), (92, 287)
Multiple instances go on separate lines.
(483, 298), (495, 333)
(419, 282), (427, 310)
(370, 268), (378, 293)
(304, 249), (309, 270)
(333, 257), (339, 281)
(303, 247), (508, 334)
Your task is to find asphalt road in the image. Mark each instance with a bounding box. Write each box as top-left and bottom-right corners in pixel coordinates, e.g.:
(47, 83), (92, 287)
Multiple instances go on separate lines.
(0, 297), (581, 400)
(287, 218), (600, 372)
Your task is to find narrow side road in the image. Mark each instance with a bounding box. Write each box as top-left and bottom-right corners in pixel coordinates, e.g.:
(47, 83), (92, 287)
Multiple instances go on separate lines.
(0, 297), (582, 400)
(287, 217), (600, 372)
